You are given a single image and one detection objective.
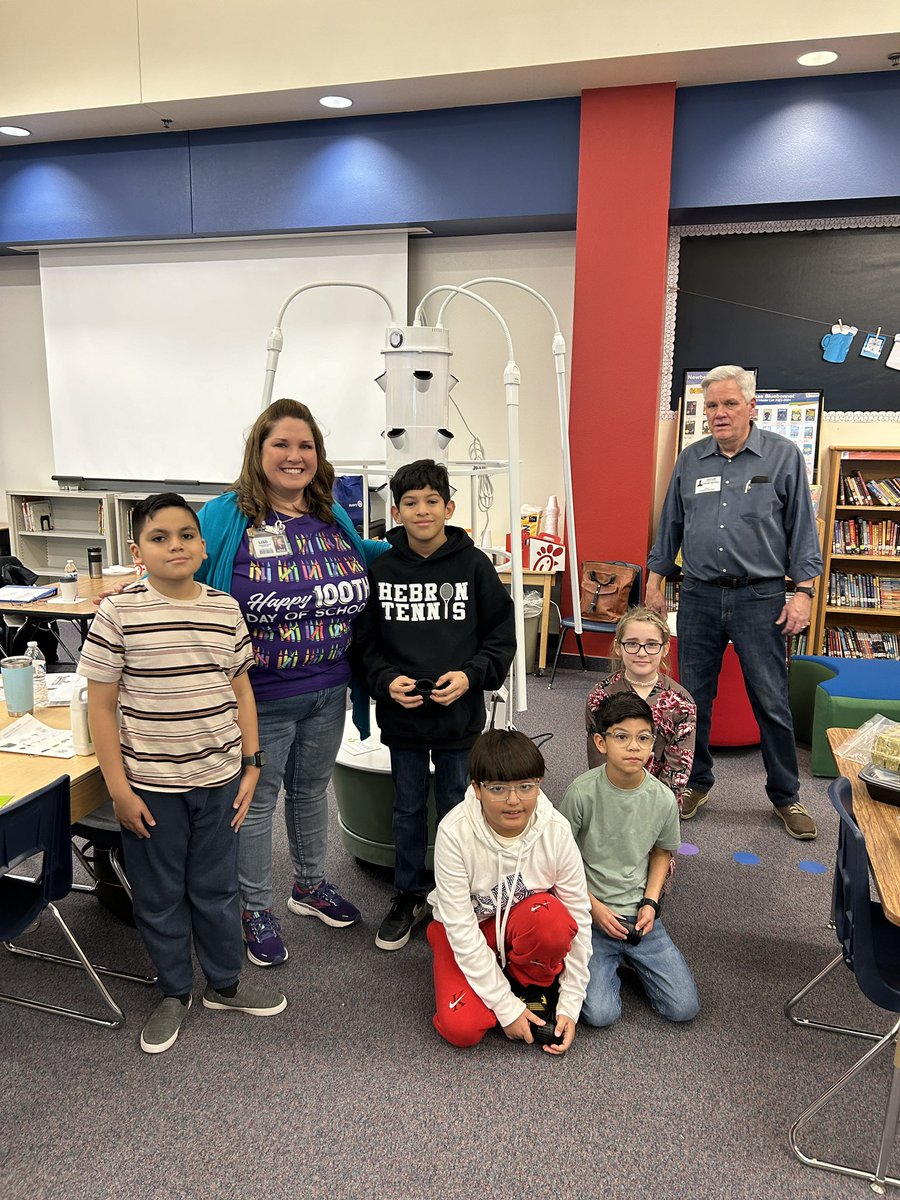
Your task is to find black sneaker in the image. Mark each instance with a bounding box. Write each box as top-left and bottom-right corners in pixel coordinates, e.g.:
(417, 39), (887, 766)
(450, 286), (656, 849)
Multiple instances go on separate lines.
(374, 891), (429, 951)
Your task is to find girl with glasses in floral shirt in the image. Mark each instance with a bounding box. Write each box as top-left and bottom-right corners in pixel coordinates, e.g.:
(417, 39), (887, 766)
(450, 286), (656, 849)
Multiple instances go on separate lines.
(585, 606), (696, 810)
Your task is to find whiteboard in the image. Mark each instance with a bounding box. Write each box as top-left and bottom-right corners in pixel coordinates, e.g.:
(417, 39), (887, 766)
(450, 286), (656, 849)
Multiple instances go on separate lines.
(38, 233), (408, 481)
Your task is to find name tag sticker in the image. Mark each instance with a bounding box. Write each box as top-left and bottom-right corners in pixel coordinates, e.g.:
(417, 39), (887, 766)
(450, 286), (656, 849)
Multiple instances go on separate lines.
(695, 476), (722, 495)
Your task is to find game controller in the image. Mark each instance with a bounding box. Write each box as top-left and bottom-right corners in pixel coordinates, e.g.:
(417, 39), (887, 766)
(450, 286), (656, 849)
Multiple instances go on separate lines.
(531, 1018), (565, 1048)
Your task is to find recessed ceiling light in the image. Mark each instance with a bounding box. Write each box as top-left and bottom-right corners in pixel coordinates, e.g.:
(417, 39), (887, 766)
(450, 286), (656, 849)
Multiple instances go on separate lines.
(797, 50), (839, 67)
(319, 95), (353, 109)
(0, 125), (31, 137)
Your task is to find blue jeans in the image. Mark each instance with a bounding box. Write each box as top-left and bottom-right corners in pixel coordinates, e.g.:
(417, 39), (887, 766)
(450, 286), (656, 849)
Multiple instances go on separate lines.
(121, 778), (243, 996)
(677, 577), (800, 807)
(389, 746), (471, 894)
(582, 918), (699, 1027)
(240, 685), (347, 910)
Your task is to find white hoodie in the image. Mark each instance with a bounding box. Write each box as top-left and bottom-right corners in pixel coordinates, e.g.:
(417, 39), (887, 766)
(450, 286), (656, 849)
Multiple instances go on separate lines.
(428, 786), (593, 1028)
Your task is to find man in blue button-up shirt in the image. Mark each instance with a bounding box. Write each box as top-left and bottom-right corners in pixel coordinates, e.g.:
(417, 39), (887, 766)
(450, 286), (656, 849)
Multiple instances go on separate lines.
(646, 365), (823, 840)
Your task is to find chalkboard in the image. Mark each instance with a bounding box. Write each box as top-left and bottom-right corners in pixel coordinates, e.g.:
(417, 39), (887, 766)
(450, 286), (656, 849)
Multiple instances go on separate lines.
(671, 225), (900, 414)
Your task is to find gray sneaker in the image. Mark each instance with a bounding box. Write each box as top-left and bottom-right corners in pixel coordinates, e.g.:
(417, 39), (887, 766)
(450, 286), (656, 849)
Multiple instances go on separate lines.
(775, 802), (817, 840)
(140, 995), (191, 1054)
(680, 788), (709, 821)
(202, 980), (287, 1016)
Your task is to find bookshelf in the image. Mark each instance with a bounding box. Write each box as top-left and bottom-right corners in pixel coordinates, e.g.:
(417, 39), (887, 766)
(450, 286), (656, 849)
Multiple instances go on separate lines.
(113, 493), (220, 564)
(811, 446), (900, 658)
(6, 490), (117, 578)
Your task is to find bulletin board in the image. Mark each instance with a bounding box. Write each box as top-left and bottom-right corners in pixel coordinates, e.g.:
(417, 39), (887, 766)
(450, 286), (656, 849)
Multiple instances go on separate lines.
(670, 222), (900, 418)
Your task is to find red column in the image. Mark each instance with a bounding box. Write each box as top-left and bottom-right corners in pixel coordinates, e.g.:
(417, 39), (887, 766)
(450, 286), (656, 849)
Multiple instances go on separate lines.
(566, 84), (675, 653)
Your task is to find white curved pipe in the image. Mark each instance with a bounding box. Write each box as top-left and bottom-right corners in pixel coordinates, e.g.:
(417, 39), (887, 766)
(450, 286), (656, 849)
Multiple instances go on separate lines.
(261, 281), (397, 410)
(414, 284), (527, 713)
(437, 277), (582, 636)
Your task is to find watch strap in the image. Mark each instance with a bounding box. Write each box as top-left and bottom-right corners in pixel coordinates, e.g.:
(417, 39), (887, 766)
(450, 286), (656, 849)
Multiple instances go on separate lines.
(793, 586), (815, 598)
(638, 896), (660, 914)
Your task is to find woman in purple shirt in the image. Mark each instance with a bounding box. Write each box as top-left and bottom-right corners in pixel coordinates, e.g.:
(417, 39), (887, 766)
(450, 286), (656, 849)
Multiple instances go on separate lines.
(198, 399), (388, 968)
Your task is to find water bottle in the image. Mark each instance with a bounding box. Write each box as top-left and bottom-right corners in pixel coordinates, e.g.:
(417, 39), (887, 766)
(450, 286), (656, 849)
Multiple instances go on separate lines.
(61, 559), (79, 603)
(25, 641), (48, 707)
(70, 677), (94, 756)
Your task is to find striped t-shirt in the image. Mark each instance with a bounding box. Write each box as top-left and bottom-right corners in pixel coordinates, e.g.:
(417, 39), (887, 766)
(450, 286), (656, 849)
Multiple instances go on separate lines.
(77, 581), (254, 793)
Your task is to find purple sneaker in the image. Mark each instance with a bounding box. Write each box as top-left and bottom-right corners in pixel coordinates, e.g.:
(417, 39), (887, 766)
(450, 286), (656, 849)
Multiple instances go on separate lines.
(242, 908), (288, 967)
(287, 879), (361, 928)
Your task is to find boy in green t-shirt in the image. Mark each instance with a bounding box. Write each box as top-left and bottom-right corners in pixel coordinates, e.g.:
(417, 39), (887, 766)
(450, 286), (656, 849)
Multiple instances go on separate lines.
(558, 691), (699, 1027)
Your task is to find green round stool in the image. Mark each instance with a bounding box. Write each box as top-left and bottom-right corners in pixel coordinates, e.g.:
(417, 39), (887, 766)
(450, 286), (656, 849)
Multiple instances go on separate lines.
(333, 709), (438, 868)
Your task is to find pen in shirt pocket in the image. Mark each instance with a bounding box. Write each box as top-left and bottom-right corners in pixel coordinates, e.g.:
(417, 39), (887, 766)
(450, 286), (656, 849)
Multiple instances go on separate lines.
(744, 475), (769, 493)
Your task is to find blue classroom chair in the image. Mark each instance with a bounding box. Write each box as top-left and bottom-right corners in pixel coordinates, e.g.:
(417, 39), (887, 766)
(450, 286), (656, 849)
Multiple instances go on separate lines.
(786, 776), (900, 1191)
(0, 777), (147, 1029)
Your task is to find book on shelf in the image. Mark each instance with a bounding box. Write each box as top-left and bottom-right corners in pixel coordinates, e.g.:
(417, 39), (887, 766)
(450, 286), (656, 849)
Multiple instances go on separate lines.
(837, 472), (900, 507)
(832, 517), (899, 556)
(788, 632), (808, 656)
(824, 626), (899, 659)
(828, 572), (900, 609)
(20, 499), (53, 532)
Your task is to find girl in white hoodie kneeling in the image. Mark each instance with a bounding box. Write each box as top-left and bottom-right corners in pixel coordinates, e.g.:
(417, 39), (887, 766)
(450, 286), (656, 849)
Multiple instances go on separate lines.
(427, 730), (592, 1054)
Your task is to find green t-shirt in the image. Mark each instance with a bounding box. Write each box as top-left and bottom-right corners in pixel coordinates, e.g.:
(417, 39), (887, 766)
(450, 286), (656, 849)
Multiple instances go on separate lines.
(558, 765), (680, 916)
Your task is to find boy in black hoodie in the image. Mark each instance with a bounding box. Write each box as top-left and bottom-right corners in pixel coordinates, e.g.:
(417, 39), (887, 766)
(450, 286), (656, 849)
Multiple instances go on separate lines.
(354, 459), (516, 952)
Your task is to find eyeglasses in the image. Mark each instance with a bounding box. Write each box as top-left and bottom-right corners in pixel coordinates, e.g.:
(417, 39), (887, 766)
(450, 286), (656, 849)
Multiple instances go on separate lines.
(480, 782), (540, 799)
(620, 639), (664, 655)
(605, 731), (655, 748)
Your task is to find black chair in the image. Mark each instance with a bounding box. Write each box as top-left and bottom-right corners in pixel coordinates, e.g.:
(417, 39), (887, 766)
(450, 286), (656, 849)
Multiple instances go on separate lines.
(547, 562), (642, 688)
(786, 776), (900, 1190)
(71, 802), (140, 928)
(0, 777), (149, 1028)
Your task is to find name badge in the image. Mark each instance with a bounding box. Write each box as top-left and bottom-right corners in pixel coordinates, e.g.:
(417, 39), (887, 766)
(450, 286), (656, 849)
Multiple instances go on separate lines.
(248, 530), (291, 559)
(695, 476), (722, 495)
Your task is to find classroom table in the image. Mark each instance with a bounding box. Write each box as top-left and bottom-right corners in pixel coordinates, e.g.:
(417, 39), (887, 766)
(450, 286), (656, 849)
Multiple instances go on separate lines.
(499, 569), (555, 674)
(0, 700), (108, 822)
(0, 574), (108, 652)
(828, 726), (900, 926)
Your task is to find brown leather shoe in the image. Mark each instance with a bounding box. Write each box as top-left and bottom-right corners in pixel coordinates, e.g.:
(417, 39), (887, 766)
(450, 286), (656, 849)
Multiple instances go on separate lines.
(681, 788), (709, 820)
(775, 802), (817, 840)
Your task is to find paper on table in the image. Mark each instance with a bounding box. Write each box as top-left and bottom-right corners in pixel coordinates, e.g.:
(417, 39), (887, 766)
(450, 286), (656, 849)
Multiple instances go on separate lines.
(0, 714), (76, 758)
(103, 565), (138, 576)
(342, 735), (383, 756)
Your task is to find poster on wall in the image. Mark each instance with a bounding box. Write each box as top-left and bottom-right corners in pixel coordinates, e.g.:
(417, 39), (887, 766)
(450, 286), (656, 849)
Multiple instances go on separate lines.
(678, 371), (822, 483)
(755, 391), (823, 484)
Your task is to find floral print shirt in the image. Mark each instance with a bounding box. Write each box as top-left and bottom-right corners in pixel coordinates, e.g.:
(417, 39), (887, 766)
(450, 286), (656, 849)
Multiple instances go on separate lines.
(584, 671), (696, 807)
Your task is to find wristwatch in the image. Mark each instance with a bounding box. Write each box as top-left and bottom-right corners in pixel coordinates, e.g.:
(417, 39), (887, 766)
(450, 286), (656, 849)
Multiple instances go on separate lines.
(792, 586), (816, 599)
(241, 751), (266, 768)
(638, 897), (660, 914)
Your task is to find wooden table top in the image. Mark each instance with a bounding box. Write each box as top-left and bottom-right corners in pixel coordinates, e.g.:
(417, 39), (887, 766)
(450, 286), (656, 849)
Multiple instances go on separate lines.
(828, 726), (900, 926)
(0, 699), (108, 823)
(0, 573), (112, 620)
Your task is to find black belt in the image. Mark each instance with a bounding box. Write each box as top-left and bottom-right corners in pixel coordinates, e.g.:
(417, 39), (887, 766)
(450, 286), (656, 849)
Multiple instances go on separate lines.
(708, 576), (781, 589)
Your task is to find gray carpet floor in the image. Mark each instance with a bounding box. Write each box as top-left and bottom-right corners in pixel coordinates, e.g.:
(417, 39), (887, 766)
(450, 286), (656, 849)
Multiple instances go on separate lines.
(2, 660), (897, 1200)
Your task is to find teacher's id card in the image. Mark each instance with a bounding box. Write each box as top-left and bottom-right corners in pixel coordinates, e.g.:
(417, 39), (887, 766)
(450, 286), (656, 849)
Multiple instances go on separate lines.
(248, 529), (291, 558)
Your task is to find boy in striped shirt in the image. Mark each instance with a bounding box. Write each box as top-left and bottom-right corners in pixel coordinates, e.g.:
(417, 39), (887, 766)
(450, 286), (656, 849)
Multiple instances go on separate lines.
(79, 493), (286, 1053)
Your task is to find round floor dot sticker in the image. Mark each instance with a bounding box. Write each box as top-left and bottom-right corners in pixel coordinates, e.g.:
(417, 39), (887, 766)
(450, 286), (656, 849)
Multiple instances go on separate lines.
(797, 860), (827, 875)
(678, 843), (699, 856)
(733, 851), (760, 865)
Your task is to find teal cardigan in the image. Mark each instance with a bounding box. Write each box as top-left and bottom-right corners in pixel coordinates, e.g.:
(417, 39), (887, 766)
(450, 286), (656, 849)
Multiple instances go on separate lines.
(196, 491), (389, 738)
